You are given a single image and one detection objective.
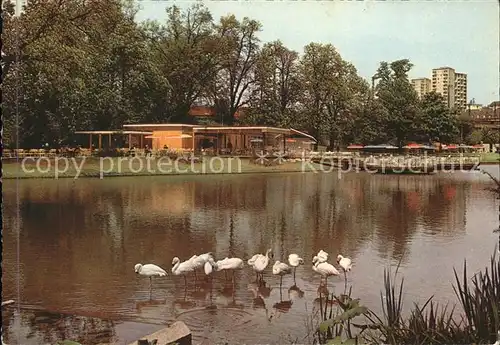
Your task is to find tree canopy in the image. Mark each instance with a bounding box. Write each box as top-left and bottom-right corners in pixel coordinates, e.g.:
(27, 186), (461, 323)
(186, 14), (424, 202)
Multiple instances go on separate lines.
(2, 0), (466, 148)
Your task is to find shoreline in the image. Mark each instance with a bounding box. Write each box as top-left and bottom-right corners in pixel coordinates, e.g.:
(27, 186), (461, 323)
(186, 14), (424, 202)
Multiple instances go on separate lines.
(2, 164), (495, 180)
(1, 168), (315, 180)
(2, 155), (498, 180)
(1, 158), (323, 180)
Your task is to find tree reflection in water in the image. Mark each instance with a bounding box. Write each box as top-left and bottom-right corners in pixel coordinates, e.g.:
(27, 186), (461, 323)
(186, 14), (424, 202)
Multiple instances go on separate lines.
(2, 308), (117, 345)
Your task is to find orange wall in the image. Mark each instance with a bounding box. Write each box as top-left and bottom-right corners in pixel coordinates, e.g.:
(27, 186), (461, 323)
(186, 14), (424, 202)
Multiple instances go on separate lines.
(151, 129), (194, 150)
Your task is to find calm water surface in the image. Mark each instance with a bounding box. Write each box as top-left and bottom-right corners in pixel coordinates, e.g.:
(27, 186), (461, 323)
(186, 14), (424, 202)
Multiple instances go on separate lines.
(2, 167), (500, 344)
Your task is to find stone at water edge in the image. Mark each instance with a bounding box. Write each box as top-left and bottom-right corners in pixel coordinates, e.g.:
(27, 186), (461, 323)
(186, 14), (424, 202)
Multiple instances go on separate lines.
(129, 321), (192, 345)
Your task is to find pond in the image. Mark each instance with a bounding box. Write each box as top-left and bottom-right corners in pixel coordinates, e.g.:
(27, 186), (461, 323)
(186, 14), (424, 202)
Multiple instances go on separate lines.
(2, 167), (499, 344)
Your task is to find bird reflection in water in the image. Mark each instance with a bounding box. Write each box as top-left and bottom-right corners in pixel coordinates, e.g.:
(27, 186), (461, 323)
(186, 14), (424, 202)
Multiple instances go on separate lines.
(288, 284), (305, 300)
(219, 284), (244, 309)
(248, 282), (267, 310)
(272, 287), (293, 318)
(313, 280), (336, 306)
(172, 288), (197, 310)
(272, 299), (293, 317)
(190, 285), (210, 301)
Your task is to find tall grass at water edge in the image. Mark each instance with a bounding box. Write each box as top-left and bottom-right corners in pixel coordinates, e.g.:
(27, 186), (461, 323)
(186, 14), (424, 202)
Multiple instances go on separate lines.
(313, 251), (500, 345)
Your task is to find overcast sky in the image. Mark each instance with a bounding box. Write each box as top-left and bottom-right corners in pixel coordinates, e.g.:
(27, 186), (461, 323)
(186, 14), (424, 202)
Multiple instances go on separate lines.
(136, 0), (499, 105)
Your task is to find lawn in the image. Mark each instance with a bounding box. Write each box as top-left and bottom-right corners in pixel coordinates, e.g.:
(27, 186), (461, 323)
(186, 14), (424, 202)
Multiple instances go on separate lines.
(480, 152), (500, 163)
(2, 156), (323, 179)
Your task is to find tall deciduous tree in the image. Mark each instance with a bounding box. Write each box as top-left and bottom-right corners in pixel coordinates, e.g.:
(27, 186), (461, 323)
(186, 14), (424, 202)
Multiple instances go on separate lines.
(419, 92), (459, 144)
(3, 0), (165, 147)
(375, 59), (420, 147)
(147, 4), (220, 123)
(347, 99), (389, 145)
(246, 40), (301, 127)
(210, 15), (261, 125)
(299, 43), (368, 149)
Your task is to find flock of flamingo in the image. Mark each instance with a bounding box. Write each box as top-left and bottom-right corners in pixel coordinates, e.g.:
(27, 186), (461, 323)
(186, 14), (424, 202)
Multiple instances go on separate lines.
(134, 249), (352, 293)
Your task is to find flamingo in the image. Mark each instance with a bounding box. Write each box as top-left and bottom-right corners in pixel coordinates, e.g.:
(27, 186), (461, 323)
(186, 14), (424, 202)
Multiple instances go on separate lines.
(312, 259), (340, 289)
(312, 250), (328, 264)
(134, 263), (167, 292)
(215, 257), (244, 282)
(204, 257), (218, 301)
(287, 254), (304, 282)
(337, 255), (352, 282)
(172, 257), (195, 288)
(188, 252), (214, 281)
(272, 261), (292, 290)
(248, 249), (273, 282)
(204, 257), (217, 278)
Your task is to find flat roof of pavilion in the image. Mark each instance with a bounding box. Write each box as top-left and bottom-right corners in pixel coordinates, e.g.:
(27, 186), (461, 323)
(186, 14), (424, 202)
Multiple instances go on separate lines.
(81, 124), (317, 143)
(194, 126), (289, 133)
(75, 130), (153, 135)
(123, 124), (316, 141)
(194, 127), (316, 142)
(123, 124), (198, 131)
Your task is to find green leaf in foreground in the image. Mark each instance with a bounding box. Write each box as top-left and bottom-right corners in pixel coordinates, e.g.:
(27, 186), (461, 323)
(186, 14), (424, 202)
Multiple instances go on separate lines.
(319, 305), (369, 333)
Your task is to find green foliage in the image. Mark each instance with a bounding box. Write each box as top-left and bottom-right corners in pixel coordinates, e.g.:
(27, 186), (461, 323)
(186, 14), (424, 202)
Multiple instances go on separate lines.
(467, 128), (499, 145)
(419, 92), (459, 143)
(2, 1), (465, 149)
(298, 43), (370, 148)
(374, 59), (420, 147)
(246, 40), (301, 128)
(315, 288), (371, 345)
(453, 254), (500, 343)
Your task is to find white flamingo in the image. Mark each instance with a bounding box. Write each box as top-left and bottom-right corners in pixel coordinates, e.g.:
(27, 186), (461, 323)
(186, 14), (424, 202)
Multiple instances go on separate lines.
(189, 252), (214, 281)
(172, 257), (195, 288)
(248, 249), (273, 282)
(215, 257), (244, 282)
(273, 261), (292, 289)
(204, 257), (217, 277)
(337, 254), (352, 277)
(312, 259), (340, 288)
(204, 257), (218, 301)
(134, 263), (167, 292)
(288, 254), (304, 281)
(313, 250), (328, 264)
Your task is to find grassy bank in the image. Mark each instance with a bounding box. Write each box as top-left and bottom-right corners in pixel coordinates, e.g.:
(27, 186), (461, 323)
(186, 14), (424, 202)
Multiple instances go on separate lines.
(1, 157), (324, 179)
(480, 152), (500, 164)
(3, 153), (497, 179)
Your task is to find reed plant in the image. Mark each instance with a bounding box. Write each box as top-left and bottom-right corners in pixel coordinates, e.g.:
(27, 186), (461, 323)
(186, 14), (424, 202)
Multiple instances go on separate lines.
(361, 250), (499, 344)
(453, 252), (500, 343)
(315, 287), (374, 345)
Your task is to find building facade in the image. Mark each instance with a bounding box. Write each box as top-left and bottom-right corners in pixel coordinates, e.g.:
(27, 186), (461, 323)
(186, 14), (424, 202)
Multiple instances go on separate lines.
(431, 67), (467, 111)
(411, 78), (432, 99)
(76, 124), (317, 153)
(6, 0), (28, 15)
(454, 73), (467, 111)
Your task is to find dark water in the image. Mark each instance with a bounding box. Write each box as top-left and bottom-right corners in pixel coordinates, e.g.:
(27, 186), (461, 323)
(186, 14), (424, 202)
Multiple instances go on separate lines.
(2, 167), (500, 344)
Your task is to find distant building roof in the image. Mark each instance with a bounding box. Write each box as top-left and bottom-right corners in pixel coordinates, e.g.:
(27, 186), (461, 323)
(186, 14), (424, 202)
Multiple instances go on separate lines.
(433, 66), (454, 70)
(189, 106), (216, 117)
(470, 108), (497, 120)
